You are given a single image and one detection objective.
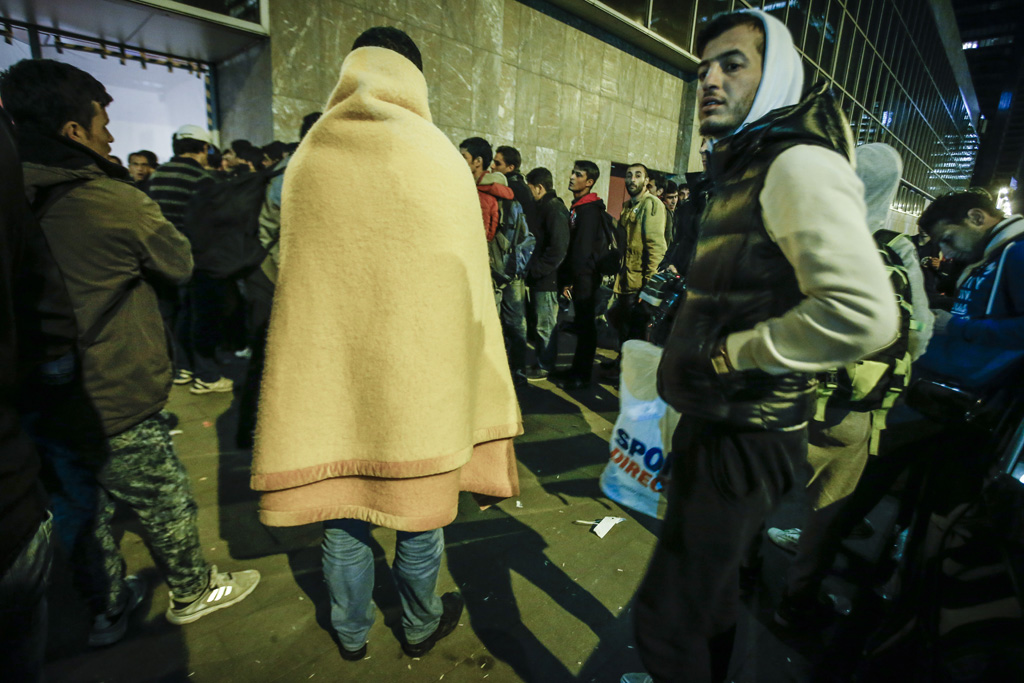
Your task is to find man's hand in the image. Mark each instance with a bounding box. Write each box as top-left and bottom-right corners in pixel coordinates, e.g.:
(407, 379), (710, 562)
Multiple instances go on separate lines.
(561, 286), (573, 301)
(921, 256), (941, 271)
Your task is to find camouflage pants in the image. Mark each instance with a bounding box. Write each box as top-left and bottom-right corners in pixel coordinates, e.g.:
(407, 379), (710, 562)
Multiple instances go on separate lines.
(93, 412), (208, 615)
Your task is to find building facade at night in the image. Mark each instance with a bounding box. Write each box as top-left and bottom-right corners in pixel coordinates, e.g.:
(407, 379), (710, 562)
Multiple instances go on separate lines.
(1, 0), (981, 222)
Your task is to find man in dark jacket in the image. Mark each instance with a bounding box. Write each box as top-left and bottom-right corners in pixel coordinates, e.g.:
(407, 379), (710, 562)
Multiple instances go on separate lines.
(148, 125), (231, 394)
(0, 106), (52, 683)
(523, 167), (569, 379)
(556, 160), (608, 390)
(491, 144), (538, 234)
(1, 58), (259, 648)
(629, 12), (897, 682)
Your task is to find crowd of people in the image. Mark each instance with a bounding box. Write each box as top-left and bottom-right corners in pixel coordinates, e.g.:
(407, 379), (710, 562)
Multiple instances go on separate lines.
(1, 9), (1022, 683)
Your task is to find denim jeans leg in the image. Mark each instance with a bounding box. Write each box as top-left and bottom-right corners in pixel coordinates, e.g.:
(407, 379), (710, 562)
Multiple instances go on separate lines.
(500, 279), (528, 373)
(0, 514), (54, 683)
(322, 519), (376, 650)
(393, 528), (445, 645)
(533, 291), (559, 370)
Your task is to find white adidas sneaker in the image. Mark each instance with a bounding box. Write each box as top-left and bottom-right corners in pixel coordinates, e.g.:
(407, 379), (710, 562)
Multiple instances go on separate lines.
(165, 565), (260, 625)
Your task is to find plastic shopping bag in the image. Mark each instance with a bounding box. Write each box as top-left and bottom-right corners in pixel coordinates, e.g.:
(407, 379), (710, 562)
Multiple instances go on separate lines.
(599, 340), (681, 519)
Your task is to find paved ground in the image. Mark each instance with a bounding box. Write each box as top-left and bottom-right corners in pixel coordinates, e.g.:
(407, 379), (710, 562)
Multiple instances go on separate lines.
(41, 345), (899, 683)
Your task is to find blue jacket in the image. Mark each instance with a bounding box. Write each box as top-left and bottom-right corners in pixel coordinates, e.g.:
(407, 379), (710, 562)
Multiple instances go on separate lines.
(916, 215), (1024, 389)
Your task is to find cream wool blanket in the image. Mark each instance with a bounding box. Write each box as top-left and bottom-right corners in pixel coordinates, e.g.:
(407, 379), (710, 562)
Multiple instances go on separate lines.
(251, 47), (522, 530)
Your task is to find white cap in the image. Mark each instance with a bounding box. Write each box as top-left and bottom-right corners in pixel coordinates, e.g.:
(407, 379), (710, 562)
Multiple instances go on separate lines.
(173, 124), (212, 145)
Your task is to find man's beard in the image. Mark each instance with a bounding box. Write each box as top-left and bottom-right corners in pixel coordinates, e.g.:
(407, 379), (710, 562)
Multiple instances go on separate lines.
(699, 117), (739, 138)
(626, 184), (643, 197)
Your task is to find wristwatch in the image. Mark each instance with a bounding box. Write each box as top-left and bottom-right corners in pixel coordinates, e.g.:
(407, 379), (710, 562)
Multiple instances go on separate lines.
(710, 339), (734, 375)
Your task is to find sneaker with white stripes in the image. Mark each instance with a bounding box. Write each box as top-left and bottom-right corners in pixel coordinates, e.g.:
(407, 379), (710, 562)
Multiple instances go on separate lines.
(165, 565), (260, 625)
(767, 527), (802, 553)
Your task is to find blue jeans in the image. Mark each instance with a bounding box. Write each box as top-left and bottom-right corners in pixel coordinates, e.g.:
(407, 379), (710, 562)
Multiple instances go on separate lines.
(532, 290), (560, 370)
(0, 514), (53, 683)
(322, 519), (444, 650)
(495, 278), (528, 374)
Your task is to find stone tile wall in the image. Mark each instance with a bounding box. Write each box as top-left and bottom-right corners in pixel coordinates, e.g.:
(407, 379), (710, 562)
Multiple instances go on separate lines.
(266, 0), (693, 201)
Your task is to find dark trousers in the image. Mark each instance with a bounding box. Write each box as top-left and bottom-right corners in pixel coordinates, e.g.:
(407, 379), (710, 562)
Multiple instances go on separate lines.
(569, 274), (599, 381)
(635, 416), (806, 682)
(237, 269), (275, 448)
(187, 272), (230, 382)
(608, 290), (646, 350)
(0, 514), (53, 683)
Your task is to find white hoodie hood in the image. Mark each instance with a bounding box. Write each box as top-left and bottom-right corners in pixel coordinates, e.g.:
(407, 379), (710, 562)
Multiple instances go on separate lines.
(708, 9), (804, 149)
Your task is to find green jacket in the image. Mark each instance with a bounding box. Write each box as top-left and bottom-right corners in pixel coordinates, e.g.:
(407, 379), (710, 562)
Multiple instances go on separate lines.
(23, 158), (193, 436)
(615, 191), (667, 294)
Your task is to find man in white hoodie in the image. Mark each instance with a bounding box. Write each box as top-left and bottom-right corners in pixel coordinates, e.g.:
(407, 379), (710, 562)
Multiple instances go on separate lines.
(625, 10), (898, 683)
(767, 143), (934, 628)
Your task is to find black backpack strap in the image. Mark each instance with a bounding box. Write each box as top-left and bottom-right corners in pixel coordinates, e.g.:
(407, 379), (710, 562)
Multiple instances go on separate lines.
(30, 178), (93, 221)
(31, 177), (133, 350)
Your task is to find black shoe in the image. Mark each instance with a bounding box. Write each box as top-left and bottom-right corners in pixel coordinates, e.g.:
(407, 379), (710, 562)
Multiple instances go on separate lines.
(560, 376), (591, 391)
(525, 365), (549, 381)
(339, 642), (367, 661)
(512, 371), (528, 387)
(402, 592), (464, 657)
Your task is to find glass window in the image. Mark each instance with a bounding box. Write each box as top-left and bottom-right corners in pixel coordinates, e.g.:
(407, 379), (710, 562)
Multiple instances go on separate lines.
(650, 1), (697, 51)
(832, 10), (855, 85)
(599, 0), (651, 26)
(818, 2), (840, 76)
(695, 0), (735, 43)
(803, 0), (829, 65)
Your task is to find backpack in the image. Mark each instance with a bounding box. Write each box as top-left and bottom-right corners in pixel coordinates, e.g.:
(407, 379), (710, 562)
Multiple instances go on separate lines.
(489, 197), (536, 286)
(595, 210), (626, 277)
(816, 229), (914, 454)
(182, 166), (284, 279)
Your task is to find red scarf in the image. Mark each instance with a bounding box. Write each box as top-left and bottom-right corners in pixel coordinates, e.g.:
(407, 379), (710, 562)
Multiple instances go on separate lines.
(570, 192), (602, 229)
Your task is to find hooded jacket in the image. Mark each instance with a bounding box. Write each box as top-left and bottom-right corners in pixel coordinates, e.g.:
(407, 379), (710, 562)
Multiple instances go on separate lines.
(18, 128), (193, 436)
(561, 192), (607, 285)
(476, 172), (515, 242)
(251, 47), (522, 530)
(854, 143), (934, 359)
(658, 41), (896, 428)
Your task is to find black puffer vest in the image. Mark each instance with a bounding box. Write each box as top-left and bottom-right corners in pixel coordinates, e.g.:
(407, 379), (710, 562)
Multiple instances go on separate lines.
(658, 83), (854, 430)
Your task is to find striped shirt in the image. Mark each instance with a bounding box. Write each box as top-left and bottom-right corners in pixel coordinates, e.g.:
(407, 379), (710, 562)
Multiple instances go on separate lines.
(147, 156), (215, 231)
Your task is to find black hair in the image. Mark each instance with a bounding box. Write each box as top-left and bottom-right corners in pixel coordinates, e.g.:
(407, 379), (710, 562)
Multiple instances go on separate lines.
(627, 162), (650, 179)
(665, 180), (678, 195)
(300, 112), (322, 140)
(574, 160), (600, 182)
(108, 155), (123, 166)
(235, 145), (265, 168)
(0, 58), (112, 135)
(230, 139), (255, 154)
(495, 145), (522, 172)
(651, 173), (666, 192)
(129, 150), (158, 167)
(172, 137), (208, 156)
(918, 189), (1004, 235)
(207, 149), (222, 169)
(352, 26), (423, 72)
(262, 140), (288, 163)
(460, 137), (492, 169)
(695, 12), (766, 57)
(526, 167), (554, 193)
